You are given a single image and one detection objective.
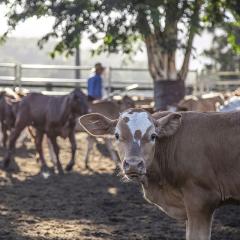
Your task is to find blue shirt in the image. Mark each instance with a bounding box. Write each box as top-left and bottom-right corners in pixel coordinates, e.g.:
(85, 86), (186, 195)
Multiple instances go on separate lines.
(87, 74), (102, 99)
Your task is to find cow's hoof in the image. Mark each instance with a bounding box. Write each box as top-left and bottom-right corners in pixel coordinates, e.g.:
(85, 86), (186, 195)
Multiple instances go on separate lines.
(41, 171), (51, 179)
(49, 167), (55, 175)
(65, 163), (73, 172)
(40, 166), (55, 179)
(2, 160), (20, 173)
(57, 168), (64, 175)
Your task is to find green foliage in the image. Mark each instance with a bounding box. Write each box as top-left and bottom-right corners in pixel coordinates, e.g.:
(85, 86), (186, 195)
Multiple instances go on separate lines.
(1, 0), (240, 58)
(204, 32), (239, 71)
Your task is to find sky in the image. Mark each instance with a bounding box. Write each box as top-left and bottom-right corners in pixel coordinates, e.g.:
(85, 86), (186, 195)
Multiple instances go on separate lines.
(0, 7), (212, 70)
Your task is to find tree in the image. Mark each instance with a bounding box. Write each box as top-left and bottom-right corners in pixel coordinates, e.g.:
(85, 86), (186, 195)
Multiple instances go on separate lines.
(203, 27), (240, 71)
(1, 0), (240, 110)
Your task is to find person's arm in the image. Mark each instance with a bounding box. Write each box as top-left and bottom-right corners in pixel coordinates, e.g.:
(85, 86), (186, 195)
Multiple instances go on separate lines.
(99, 76), (103, 98)
(88, 77), (94, 97)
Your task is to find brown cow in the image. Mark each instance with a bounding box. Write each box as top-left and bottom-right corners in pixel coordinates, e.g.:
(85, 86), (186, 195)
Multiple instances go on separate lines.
(3, 88), (88, 175)
(80, 109), (240, 240)
(177, 94), (224, 112)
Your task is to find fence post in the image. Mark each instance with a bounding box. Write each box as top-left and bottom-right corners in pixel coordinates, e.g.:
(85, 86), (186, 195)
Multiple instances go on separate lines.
(14, 64), (22, 88)
(17, 64), (22, 88)
(106, 66), (112, 97)
(14, 64), (17, 88)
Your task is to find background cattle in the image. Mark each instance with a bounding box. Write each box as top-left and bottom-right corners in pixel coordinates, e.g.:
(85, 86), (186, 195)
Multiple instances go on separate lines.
(0, 88), (29, 148)
(3, 88), (88, 175)
(177, 93), (224, 112)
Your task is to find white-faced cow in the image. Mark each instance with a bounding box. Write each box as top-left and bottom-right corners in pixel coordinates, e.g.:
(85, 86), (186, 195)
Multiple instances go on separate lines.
(80, 108), (240, 240)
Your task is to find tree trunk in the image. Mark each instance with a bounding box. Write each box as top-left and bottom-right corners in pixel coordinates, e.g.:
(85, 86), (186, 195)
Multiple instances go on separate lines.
(154, 80), (185, 111)
(75, 44), (81, 79)
(145, 34), (185, 111)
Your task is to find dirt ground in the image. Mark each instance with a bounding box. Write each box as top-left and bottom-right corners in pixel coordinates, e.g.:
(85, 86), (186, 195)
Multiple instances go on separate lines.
(0, 133), (239, 240)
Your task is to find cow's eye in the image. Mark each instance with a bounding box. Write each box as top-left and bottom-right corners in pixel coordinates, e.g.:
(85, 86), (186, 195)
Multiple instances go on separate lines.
(115, 132), (120, 140)
(150, 133), (157, 141)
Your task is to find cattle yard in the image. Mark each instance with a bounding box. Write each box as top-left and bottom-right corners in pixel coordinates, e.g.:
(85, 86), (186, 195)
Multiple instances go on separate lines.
(0, 134), (239, 240)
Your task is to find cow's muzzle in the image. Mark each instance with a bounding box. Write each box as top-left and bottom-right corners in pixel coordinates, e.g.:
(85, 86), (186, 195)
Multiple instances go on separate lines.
(123, 157), (146, 180)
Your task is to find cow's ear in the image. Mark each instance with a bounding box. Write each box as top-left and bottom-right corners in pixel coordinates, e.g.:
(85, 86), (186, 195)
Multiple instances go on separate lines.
(155, 113), (182, 138)
(79, 113), (117, 136)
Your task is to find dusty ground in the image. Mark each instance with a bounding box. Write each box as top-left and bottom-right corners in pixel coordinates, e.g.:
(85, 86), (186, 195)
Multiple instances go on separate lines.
(0, 133), (239, 240)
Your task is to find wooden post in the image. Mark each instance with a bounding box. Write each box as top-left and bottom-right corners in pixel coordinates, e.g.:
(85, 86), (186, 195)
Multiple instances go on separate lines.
(75, 45), (81, 80)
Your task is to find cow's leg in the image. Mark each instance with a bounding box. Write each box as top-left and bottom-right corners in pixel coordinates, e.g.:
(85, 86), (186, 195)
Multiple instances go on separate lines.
(186, 210), (213, 240)
(2, 124), (8, 148)
(17, 128), (29, 147)
(65, 131), (76, 171)
(34, 130), (49, 173)
(184, 188), (216, 240)
(48, 136), (64, 175)
(84, 135), (95, 169)
(47, 137), (57, 167)
(3, 122), (27, 170)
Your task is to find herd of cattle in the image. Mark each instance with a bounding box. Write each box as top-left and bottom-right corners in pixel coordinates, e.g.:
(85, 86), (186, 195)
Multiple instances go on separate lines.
(1, 87), (240, 240)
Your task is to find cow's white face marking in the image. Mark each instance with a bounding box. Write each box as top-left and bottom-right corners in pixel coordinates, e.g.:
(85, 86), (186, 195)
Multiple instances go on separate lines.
(115, 110), (157, 180)
(119, 111), (154, 144)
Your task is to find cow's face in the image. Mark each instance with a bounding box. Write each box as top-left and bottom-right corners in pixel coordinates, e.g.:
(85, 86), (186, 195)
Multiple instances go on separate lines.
(80, 109), (181, 182)
(114, 110), (156, 180)
(71, 88), (89, 115)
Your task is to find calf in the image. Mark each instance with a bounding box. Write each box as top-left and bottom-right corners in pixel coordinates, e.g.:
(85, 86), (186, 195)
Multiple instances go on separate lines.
(80, 109), (240, 240)
(3, 88), (88, 174)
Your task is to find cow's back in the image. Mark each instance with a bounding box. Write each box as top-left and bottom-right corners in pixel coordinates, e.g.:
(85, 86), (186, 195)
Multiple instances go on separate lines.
(18, 93), (74, 135)
(90, 100), (121, 119)
(157, 111), (240, 201)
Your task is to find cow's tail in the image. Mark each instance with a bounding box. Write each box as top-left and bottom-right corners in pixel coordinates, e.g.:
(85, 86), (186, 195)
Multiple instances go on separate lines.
(27, 126), (36, 139)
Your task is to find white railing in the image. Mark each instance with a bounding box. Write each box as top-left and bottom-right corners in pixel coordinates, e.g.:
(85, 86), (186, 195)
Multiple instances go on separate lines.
(198, 71), (240, 93)
(0, 63), (198, 96)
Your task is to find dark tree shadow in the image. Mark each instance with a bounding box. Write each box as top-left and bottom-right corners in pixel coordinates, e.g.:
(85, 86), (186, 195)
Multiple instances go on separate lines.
(0, 145), (36, 159)
(0, 171), (184, 240)
(0, 170), (239, 239)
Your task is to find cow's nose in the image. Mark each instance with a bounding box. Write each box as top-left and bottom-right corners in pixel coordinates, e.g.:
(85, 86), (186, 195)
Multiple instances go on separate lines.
(123, 158), (145, 174)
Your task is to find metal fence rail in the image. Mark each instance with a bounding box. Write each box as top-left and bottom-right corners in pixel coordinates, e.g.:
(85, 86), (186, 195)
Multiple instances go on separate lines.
(0, 63), (199, 96)
(198, 70), (240, 93)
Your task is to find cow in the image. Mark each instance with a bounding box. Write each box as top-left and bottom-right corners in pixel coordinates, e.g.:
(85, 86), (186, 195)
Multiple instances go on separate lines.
(177, 93), (224, 112)
(79, 108), (240, 240)
(3, 88), (88, 175)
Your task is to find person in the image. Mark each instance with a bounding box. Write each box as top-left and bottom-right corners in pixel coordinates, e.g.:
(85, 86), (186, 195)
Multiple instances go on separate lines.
(87, 63), (105, 101)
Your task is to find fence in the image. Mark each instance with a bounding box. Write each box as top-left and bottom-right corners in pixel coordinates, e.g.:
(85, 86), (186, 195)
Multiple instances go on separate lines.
(0, 63), (199, 96)
(198, 70), (240, 93)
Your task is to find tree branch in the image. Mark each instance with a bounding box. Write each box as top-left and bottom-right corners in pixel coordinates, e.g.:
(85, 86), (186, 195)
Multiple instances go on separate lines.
(179, 0), (202, 81)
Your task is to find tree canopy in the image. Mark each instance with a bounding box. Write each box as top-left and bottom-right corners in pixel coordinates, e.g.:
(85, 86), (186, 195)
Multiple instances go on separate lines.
(2, 0), (240, 57)
(1, 0), (240, 109)
(203, 29), (240, 71)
